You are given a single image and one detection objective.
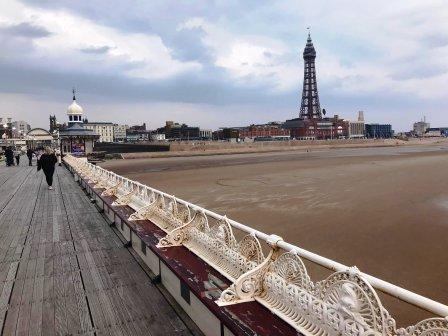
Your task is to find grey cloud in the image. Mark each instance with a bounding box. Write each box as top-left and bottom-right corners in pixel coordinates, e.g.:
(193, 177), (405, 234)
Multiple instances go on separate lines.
(80, 45), (112, 54)
(0, 22), (52, 38)
(0, 58), (295, 107)
(389, 61), (447, 81)
(165, 27), (211, 63)
(6, 0), (448, 133)
(423, 34), (448, 49)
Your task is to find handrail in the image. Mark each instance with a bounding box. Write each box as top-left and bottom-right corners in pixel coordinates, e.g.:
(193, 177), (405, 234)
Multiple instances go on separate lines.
(68, 156), (448, 318)
(147, 188), (448, 316)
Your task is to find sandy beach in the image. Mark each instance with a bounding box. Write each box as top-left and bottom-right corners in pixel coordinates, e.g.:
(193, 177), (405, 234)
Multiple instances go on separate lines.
(101, 142), (448, 326)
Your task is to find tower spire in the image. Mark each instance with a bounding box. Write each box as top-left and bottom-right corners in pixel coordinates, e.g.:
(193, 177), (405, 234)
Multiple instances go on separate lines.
(299, 29), (322, 120)
(72, 88), (76, 101)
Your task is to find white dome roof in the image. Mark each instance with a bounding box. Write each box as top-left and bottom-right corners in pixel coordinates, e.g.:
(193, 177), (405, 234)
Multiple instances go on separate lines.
(67, 100), (83, 115)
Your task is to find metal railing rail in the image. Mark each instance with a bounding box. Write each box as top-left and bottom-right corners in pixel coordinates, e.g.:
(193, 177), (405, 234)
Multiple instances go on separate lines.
(68, 156), (448, 318)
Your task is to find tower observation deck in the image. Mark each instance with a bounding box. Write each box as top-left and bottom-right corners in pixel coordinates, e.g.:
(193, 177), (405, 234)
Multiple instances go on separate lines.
(299, 32), (322, 120)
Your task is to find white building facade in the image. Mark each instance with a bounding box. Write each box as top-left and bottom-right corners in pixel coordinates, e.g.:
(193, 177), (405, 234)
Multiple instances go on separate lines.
(84, 122), (114, 142)
(113, 124), (128, 142)
(200, 129), (213, 139)
(347, 120), (365, 138)
(150, 132), (166, 141)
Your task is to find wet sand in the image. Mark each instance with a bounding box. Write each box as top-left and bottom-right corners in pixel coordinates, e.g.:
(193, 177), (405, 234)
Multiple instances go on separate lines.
(101, 144), (448, 326)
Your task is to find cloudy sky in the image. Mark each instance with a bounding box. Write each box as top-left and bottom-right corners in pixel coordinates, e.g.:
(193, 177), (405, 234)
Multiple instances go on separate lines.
(0, 0), (447, 131)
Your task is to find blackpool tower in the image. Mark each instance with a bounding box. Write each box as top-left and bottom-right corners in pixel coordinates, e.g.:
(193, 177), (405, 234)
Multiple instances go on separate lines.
(299, 32), (322, 120)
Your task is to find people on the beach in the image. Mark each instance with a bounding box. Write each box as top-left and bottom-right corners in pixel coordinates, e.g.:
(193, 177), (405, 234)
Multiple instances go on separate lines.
(38, 147), (57, 190)
(14, 148), (21, 166)
(27, 148), (34, 166)
(5, 147), (14, 166)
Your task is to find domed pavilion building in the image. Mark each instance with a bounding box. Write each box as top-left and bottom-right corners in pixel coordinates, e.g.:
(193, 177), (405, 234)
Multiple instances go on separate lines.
(59, 90), (99, 155)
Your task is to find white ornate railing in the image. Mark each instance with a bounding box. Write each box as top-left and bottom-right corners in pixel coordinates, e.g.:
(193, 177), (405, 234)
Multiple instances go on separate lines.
(64, 155), (448, 336)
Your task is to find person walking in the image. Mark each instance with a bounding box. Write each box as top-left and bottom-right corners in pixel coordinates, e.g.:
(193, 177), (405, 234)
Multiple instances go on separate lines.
(55, 148), (62, 166)
(5, 147), (14, 166)
(27, 148), (34, 166)
(14, 148), (21, 166)
(37, 147), (57, 190)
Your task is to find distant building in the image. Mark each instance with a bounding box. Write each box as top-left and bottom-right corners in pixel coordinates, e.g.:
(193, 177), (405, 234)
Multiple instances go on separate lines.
(126, 129), (151, 142)
(199, 129), (213, 140)
(286, 115), (348, 140)
(214, 128), (240, 141)
(347, 120), (365, 138)
(49, 115), (66, 134)
(129, 123), (146, 131)
(413, 118), (430, 137)
(0, 117), (13, 140)
(113, 124), (128, 142)
(239, 123), (290, 140)
(84, 122), (114, 142)
(150, 132), (166, 141)
(424, 127), (448, 137)
(346, 113), (366, 138)
(26, 128), (54, 149)
(159, 121), (200, 140)
(358, 111), (365, 122)
(365, 124), (393, 138)
(11, 121), (31, 137)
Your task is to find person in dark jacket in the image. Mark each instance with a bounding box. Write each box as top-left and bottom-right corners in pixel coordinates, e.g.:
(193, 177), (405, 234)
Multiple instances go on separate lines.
(38, 147), (57, 190)
(5, 147), (14, 166)
(26, 148), (34, 166)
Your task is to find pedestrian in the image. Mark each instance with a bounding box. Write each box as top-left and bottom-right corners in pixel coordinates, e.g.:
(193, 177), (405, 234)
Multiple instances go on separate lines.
(14, 148), (21, 166)
(5, 147), (14, 166)
(37, 147), (57, 190)
(27, 147), (34, 166)
(55, 148), (62, 166)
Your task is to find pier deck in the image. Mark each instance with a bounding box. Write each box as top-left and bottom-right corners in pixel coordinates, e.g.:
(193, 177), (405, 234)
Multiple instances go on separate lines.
(0, 162), (193, 335)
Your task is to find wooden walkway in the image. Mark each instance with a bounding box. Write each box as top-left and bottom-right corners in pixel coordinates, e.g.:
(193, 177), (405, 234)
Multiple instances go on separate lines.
(0, 160), (193, 335)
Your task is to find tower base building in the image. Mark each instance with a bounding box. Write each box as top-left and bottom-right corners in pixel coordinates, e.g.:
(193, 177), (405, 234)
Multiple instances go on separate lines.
(287, 32), (349, 140)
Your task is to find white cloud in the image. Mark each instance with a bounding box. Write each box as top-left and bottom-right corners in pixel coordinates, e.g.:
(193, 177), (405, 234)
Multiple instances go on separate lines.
(180, 17), (300, 92)
(1, 0), (448, 132)
(0, 0), (201, 80)
(179, 0), (448, 99)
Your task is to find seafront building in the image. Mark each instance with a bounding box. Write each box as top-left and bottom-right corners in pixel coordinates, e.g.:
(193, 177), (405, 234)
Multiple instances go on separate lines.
(157, 120), (201, 140)
(199, 129), (213, 140)
(84, 121), (115, 142)
(413, 118), (430, 137)
(239, 123), (290, 140)
(423, 127), (448, 137)
(214, 122), (290, 141)
(346, 111), (366, 139)
(365, 123), (393, 138)
(113, 123), (128, 142)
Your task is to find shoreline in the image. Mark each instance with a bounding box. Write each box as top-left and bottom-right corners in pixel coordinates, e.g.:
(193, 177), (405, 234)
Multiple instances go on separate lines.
(119, 138), (448, 160)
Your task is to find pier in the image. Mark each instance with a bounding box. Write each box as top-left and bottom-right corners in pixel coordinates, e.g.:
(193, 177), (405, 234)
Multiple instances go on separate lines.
(0, 163), (194, 335)
(1, 157), (447, 336)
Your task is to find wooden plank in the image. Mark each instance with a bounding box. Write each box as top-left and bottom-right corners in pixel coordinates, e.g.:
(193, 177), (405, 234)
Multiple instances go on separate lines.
(0, 165), (195, 336)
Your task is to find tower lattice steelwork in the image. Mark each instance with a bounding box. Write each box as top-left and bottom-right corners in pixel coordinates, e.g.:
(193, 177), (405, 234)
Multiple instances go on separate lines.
(299, 33), (322, 120)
